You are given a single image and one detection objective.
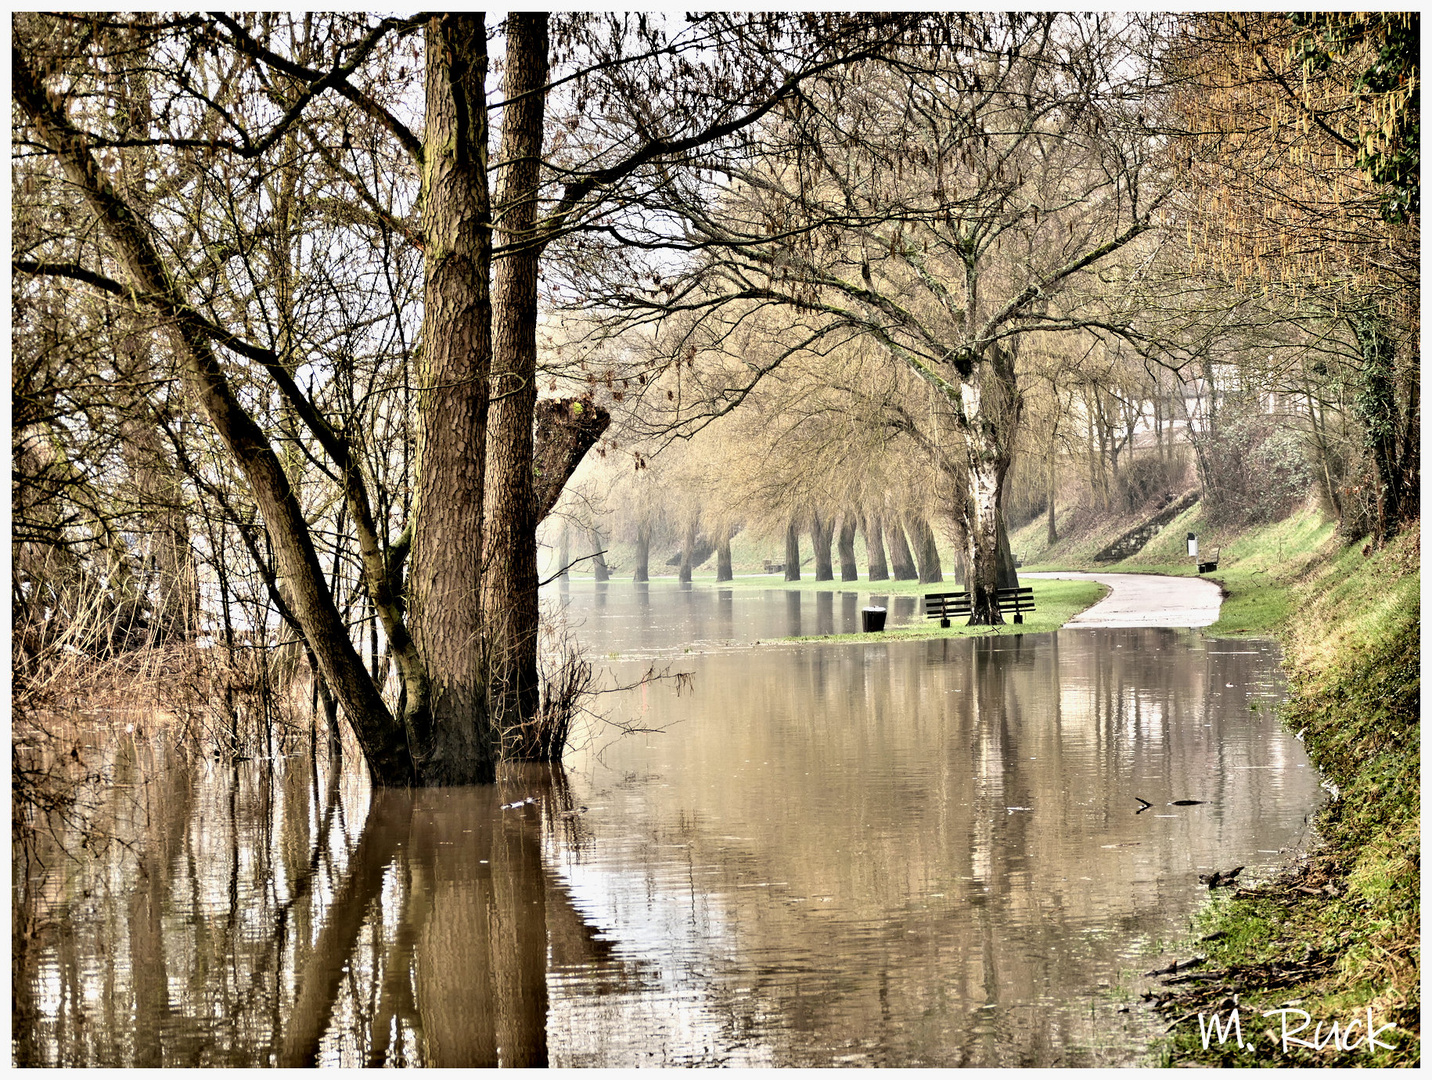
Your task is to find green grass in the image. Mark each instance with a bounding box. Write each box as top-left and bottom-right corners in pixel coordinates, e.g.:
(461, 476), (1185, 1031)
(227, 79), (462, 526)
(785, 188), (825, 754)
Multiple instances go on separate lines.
(1018, 506), (1342, 637)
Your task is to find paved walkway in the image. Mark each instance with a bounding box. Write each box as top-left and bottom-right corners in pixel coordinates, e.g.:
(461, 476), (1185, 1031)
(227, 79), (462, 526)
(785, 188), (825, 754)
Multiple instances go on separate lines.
(1024, 571), (1224, 629)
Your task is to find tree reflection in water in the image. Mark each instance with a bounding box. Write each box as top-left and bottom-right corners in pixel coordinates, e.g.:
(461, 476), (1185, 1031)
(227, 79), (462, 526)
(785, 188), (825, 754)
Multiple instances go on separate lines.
(12, 742), (613, 1067)
(12, 620), (1321, 1067)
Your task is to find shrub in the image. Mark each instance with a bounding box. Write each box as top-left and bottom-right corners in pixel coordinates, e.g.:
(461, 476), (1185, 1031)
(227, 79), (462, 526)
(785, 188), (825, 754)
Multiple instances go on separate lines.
(1202, 412), (1316, 527)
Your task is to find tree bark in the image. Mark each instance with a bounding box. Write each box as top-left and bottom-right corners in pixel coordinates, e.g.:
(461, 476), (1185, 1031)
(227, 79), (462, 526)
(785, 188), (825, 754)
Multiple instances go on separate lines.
(906, 511), (943, 584)
(810, 510), (835, 581)
(410, 13), (498, 783)
(996, 513), (1020, 590)
(784, 520), (802, 581)
(481, 13), (550, 753)
(837, 513), (859, 581)
(864, 512), (889, 580)
(959, 349), (1020, 624)
(678, 520), (698, 583)
(588, 528), (609, 582)
(885, 517), (918, 580)
(532, 399), (610, 523)
(1352, 314), (1418, 540)
(632, 520), (651, 582)
(715, 528), (733, 581)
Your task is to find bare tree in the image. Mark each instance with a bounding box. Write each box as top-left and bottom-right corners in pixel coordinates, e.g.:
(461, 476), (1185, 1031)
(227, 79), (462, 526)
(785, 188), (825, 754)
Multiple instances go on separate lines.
(601, 15), (1175, 621)
(13, 13), (941, 782)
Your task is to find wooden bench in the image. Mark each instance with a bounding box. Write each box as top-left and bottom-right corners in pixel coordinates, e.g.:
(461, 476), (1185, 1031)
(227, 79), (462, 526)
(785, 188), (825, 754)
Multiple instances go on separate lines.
(1197, 547), (1220, 574)
(762, 560), (785, 574)
(924, 586), (1036, 627)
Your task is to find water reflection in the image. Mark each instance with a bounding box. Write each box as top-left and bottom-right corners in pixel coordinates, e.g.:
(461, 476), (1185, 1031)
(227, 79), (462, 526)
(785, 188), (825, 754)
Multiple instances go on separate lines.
(13, 749), (600, 1067)
(13, 609), (1322, 1067)
(549, 581), (923, 658)
(550, 627), (1320, 1066)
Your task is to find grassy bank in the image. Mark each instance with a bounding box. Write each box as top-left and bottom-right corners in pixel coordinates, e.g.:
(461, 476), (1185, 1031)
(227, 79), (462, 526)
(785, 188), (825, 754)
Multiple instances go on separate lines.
(1017, 505), (1340, 636)
(1152, 524), (1420, 1066)
(1011, 501), (1419, 1064)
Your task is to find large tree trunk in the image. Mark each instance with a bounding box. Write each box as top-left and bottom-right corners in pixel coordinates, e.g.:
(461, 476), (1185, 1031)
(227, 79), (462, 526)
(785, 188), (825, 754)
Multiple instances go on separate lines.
(885, 517), (918, 580)
(906, 511), (943, 584)
(960, 348), (1020, 625)
(996, 514), (1019, 590)
(964, 457), (1009, 624)
(410, 13), (499, 783)
(481, 13), (550, 755)
(1352, 314), (1419, 540)
(588, 528), (609, 582)
(632, 521), (651, 582)
(810, 510), (835, 581)
(784, 520), (802, 582)
(837, 513), (859, 581)
(864, 512), (889, 580)
(715, 528), (733, 582)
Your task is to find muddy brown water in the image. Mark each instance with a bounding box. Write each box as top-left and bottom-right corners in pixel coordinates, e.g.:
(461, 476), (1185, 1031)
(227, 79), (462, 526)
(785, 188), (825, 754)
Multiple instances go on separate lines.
(12, 583), (1323, 1066)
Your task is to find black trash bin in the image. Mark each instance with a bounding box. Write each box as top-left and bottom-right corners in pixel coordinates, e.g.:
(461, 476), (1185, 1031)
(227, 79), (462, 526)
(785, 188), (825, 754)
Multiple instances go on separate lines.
(861, 607), (887, 632)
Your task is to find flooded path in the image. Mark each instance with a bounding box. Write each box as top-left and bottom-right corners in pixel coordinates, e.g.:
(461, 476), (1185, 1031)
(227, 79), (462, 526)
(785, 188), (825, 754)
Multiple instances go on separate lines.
(12, 585), (1322, 1066)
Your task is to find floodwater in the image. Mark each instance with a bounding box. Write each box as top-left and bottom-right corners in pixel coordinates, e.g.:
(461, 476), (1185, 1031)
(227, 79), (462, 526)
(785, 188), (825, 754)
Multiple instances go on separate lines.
(12, 582), (1324, 1067)
(548, 579), (924, 656)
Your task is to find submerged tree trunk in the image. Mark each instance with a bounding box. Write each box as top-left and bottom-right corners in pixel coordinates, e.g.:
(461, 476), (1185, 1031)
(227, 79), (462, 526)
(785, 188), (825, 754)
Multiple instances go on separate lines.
(837, 513), (859, 581)
(810, 510), (835, 581)
(588, 528), (609, 582)
(409, 13), (499, 783)
(632, 520), (651, 582)
(481, 12), (549, 754)
(864, 512), (889, 580)
(715, 528), (733, 582)
(784, 520), (802, 582)
(678, 520), (698, 583)
(885, 517), (918, 580)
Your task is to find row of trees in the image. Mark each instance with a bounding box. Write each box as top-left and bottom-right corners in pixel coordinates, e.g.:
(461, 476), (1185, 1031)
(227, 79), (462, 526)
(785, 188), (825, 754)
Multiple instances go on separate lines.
(555, 12), (1416, 580)
(13, 13), (1417, 788)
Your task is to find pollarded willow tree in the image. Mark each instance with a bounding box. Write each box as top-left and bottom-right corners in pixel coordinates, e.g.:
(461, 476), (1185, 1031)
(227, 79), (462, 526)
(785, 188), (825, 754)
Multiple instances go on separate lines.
(600, 13), (1174, 622)
(13, 12), (948, 783)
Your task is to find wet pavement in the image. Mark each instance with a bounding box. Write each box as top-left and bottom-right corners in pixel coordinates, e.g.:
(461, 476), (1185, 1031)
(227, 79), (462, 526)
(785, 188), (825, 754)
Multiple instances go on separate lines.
(1024, 572), (1224, 629)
